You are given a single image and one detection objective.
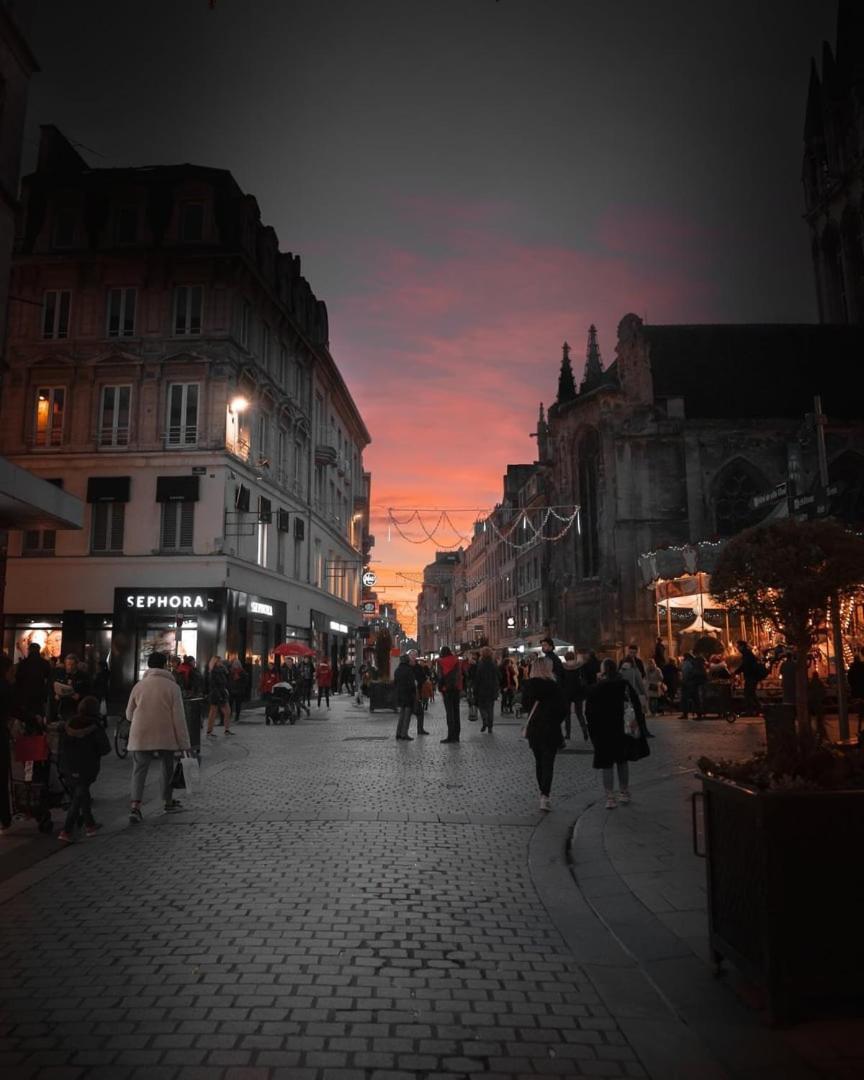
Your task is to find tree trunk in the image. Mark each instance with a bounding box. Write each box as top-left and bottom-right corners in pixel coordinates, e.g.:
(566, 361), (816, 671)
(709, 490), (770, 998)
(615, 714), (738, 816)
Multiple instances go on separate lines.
(794, 635), (811, 742)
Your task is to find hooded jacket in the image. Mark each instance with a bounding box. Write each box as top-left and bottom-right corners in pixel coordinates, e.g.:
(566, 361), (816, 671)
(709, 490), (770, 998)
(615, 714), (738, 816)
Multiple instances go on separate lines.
(61, 708), (109, 782)
(126, 668), (191, 752)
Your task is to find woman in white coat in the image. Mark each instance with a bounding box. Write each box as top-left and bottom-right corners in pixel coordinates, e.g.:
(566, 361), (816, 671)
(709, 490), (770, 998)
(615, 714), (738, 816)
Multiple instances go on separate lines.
(126, 652), (191, 823)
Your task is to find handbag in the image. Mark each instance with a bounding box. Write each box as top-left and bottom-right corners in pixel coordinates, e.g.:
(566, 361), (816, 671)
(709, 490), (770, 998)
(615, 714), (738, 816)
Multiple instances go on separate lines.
(171, 759), (186, 789)
(624, 734), (651, 761)
(14, 734), (50, 762)
(180, 755), (200, 795)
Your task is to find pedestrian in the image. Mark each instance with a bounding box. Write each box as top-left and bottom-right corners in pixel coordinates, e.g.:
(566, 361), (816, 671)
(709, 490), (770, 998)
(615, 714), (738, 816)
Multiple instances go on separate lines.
(620, 653), (653, 737)
(14, 642), (52, 718)
(662, 657), (680, 709)
(126, 652), (191, 823)
(625, 642), (646, 678)
(474, 646), (500, 733)
(679, 651), (707, 719)
(539, 637), (565, 681)
(57, 696), (110, 843)
(205, 656), (232, 736)
(227, 659), (249, 724)
(437, 645), (463, 743)
(315, 656), (333, 708)
(463, 652), (478, 722)
(586, 657), (645, 809)
(653, 636), (667, 668)
(52, 653), (89, 723)
(393, 655), (417, 740)
(643, 658), (665, 716)
(0, 656), (16, 834)
(807, 671), (828, 740)
(561, 650), (587, 740)
(500, 656), (518, 714)
(521, 656), (566, 812)
(735, 640), (765, 716)
(408, 651), (430, 735)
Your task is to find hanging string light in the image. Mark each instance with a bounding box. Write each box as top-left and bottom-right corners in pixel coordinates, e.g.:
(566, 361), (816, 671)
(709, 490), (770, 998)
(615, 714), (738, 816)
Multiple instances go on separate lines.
(385, 505), (581, 552)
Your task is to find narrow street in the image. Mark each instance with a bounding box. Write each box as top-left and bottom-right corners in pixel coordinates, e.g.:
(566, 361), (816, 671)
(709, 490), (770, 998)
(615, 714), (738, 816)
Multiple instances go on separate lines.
(0, 695), (861, 1080)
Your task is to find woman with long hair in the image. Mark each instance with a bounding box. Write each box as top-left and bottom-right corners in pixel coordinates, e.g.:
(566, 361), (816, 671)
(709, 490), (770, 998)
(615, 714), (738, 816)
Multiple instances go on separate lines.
(586, 658), (646, 809)
(521, 656), (567, 812)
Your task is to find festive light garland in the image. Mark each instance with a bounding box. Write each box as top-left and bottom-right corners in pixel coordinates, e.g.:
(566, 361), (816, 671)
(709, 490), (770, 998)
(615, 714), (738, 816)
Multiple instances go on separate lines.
(386, 505), (581, 552)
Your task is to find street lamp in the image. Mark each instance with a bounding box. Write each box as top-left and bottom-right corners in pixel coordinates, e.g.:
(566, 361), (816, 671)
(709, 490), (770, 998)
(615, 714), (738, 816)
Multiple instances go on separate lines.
(230, 395), (249, 413)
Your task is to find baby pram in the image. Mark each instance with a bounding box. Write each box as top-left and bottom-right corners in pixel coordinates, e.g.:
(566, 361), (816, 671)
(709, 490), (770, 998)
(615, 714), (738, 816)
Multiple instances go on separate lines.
(265, 682), (302, 725)
(10, 725), (70, 834)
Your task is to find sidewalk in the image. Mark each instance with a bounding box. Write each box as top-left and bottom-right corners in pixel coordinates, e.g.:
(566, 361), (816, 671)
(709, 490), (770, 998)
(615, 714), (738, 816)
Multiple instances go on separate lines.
(562, 725), (864, 1080)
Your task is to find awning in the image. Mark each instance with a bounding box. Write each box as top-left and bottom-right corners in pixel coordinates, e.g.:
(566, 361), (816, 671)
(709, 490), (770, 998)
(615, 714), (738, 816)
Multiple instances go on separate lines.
(87, 476), (130, 503)
(0, 457), (83, 530)
(156, 476), (200, 502)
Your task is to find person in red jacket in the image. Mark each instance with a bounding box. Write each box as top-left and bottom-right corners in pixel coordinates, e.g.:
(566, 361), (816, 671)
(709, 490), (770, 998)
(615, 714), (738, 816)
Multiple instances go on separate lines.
(437, 646), (463, 743)
(315, 658), (333, 708)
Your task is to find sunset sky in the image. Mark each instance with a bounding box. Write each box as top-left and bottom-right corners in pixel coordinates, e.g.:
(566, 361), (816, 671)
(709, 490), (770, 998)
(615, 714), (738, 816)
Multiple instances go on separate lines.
(24, 0), (838, 634)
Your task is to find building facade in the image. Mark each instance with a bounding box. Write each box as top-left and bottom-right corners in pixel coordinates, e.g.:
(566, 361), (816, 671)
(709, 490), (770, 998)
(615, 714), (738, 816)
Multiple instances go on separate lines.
(416, 550), (462, 655)
(0, 127), (371, 694)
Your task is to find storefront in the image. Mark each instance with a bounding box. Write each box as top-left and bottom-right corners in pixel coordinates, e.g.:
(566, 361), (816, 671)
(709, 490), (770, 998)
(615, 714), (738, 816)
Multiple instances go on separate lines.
(311, 609), (351, 671)
(3, 611), (112, 668)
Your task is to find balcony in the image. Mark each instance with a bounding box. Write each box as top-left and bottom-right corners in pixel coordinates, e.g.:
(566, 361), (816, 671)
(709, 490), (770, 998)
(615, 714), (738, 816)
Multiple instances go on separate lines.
(315, 443), (338, 467)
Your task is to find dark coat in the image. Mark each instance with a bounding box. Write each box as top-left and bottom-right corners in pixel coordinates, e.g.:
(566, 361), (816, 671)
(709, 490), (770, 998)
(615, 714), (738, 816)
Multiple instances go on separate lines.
(522, 677), (566, 750)
(473, 657), (500, 704)
(15, 653), (52, 712)
(61, 713), (110, 784)
(586, 677), (641, 770)
(393, 661), (417, 707)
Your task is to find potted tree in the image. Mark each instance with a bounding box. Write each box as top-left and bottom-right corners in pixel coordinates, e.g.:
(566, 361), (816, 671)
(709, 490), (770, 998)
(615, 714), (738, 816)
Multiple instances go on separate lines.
(696, 518), (864, 1023)
(368, 628), (397, 712)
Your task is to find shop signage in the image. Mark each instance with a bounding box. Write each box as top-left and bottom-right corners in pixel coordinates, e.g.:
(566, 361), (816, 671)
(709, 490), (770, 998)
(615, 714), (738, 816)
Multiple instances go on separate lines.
(362, 601), (377, 614)
(506, 616), (516, 628)
(329, 620), (348, 633)
(250, 600), (274, 616)
(123, 592), (212, 611)
(361, 570), (377, 587)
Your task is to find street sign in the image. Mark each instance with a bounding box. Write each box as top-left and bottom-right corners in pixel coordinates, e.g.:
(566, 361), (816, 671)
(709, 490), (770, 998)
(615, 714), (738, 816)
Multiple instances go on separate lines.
(750, 482), (787, 511)
(361, 570), (377, 587)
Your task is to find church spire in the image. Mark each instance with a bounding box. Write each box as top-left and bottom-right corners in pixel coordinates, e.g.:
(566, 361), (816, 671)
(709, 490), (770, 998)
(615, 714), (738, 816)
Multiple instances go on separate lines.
(804, 58), (823, 142)
(556, 341), (577, 403)
(581, 324), (604, 390)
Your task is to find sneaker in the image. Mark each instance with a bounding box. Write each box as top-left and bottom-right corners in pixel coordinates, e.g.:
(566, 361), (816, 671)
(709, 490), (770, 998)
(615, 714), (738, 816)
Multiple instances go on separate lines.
(224, 729), (234, 736)
(85, 822), (103, 837)
(539, 795), (551, 812)
(618, 790), (631, 805)
(162, 802), (185, 814)
(58, 830), (74, 843)
(605, 795), (617, 810)
(128, 806), (143, 825)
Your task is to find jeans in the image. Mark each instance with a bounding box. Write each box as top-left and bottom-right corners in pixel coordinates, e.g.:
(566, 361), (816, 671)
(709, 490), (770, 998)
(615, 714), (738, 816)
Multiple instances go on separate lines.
(63, 779), (96, 833)
(479, 701), (494, 730)
(443, 690), (461, 740)
(131, 750), (175, 805)
(396, 705), (412, 739)
(412, 698), (426, 733)
(680, 683), (702, 717)
(602, 761), (630, 792)
(532, 745), (557, 796)
(317, 686), (330, 707)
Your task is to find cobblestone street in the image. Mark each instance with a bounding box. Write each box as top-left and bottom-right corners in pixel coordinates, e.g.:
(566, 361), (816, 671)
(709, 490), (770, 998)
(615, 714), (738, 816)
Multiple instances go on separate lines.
(1, 694), (860, 1080)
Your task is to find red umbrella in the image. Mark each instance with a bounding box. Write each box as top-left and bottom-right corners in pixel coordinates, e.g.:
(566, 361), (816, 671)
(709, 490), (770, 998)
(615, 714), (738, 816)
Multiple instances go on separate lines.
(274, 641), (316, 658)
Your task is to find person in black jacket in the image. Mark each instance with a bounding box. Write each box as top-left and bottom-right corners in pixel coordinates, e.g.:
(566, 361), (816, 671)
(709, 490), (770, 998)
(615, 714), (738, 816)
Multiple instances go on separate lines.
(15, 643), (52, 717)
(521, 657), (567, 812)
(394, 655), (417, 740)
(58, 695), (110, 842)
(586, 658), (645, 809)
(474, 646), (500, 733)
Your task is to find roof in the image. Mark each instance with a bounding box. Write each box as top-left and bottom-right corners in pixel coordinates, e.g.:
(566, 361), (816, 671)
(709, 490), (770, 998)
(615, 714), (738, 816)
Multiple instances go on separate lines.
(642, 323), (864, 420)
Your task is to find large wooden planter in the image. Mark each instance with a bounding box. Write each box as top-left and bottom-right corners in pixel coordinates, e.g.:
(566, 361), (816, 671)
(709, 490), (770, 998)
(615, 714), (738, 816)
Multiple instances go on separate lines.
(368, 681), (397, 712)
(699, 774), (864, 1023)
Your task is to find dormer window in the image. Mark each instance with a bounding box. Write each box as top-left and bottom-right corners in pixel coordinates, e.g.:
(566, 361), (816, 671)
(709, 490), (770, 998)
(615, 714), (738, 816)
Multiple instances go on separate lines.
(114, 205), (138, 245)
(53, 207), (76, 248)
(180, 202), (205, 242)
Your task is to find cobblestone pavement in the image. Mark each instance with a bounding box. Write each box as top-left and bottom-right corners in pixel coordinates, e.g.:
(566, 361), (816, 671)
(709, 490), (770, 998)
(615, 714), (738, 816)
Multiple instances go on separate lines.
(0, 693), (841, 1080)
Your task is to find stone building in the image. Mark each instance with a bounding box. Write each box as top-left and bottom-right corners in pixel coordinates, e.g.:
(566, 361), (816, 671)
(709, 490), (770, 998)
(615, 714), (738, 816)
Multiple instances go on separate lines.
(0, 127), (372, 693)
(544, 318), (864, 654)
(802, 1), (864, 324)
(416, 550), (461, 655)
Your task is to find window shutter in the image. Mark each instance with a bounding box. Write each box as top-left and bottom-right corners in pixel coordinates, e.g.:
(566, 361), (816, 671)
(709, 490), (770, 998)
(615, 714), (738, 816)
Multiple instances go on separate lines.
(277, 509), (291, 532)
(161, 503), (177, 549)
(294, 517), (305, 541)
(92, 503), (108, 551)
(259, 496), (272, 524)
(235, 484), (250, 512)
(110, 503), (125, 551)
(179, 502), (194, 549)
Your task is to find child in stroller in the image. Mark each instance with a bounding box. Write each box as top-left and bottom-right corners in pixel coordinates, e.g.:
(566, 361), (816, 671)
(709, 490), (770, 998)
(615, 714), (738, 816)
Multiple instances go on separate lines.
(264, 682), (308, 725)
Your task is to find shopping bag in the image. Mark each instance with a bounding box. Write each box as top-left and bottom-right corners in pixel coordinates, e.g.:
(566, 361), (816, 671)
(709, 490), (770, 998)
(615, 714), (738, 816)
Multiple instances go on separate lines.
(14, 734), (50, 762)
(180, 755), (200, 795)
(171, 760), (186, 789)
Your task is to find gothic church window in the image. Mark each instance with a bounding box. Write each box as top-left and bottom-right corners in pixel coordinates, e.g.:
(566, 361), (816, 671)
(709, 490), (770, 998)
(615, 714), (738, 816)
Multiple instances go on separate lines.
(713, 461), (769, 537)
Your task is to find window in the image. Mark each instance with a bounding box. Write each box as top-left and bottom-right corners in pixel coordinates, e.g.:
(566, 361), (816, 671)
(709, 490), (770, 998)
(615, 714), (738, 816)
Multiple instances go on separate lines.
(314, 539), (322, 587)
(160, 501), (195, 551)
(53, 207), (76, 247)
(33, 387), (65, 447)
(173, 285), (203, 335)
(114, 206), (138, 245)
(91, 502), (125, 554)
(714, 461), (768, 537)
(257, 497), (271, 567)
(166, 383), (199, 446)
(179, 202), (205, 242)
(99, 385), (131, 446)
(578, 429), (600, 578)
(106, 287), (136, 337)
(277, 429), (288, 484)
(257, 414), (270, 463)
(261, 324), (271, 370)
(239, 299), (251, 348)
(293, 533), (303, 579)
(43, 290), (71, 339)
(279, 346), (288, 388)
(22, 529), (56, 556)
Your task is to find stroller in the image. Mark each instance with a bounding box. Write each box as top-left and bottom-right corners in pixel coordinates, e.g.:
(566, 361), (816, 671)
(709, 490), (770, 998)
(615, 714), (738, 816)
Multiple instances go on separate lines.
(265, 682), (301, 725)
(10, 720), (70, 834)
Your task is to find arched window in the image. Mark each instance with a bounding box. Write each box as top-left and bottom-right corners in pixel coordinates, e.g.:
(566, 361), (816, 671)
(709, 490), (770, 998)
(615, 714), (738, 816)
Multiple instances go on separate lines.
(829, 451), (864, 525)
(713, 460), (770, 537)
(577, 429), (600, 577)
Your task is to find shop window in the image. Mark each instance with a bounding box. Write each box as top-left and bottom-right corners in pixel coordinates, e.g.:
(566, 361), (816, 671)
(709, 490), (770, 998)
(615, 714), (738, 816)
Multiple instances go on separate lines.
(173, 285), (203, 335)
(33, 386), (65, 447)
(42, 290), (71, 339)
(91, 502), (125, 554)
(179, 202), (205, 242)
(160, 501), (194, 552)
(99, 385), (131, 446)
(22, 529), (56, 556)
(166, 383), (199, 446)
(106, 287), (137, 337)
